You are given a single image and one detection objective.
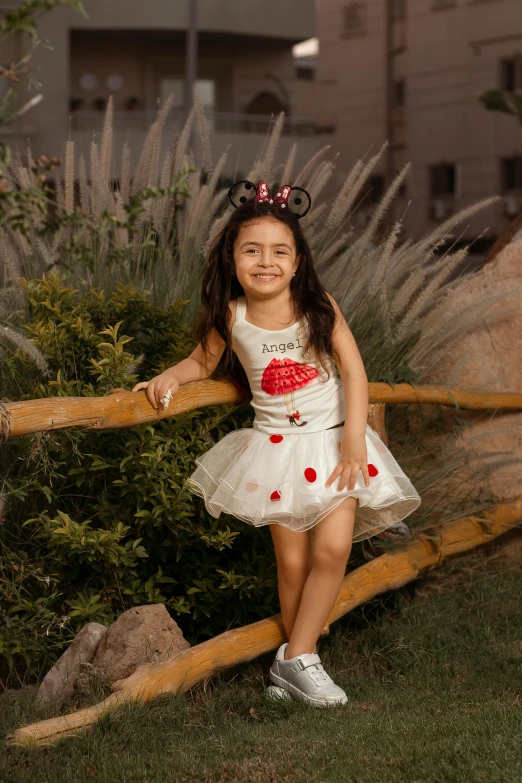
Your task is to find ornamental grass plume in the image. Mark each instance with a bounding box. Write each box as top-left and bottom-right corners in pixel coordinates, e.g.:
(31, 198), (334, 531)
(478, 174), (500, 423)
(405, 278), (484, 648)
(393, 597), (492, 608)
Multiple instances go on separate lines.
(0, 86), (518, 401)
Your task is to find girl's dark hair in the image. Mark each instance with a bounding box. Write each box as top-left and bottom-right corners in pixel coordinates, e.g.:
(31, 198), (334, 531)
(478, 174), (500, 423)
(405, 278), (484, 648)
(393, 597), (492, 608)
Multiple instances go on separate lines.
(192, 200), (337, 402)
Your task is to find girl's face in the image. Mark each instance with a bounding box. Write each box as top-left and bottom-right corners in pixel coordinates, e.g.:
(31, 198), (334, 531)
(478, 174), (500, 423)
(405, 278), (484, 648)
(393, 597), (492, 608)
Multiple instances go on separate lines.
(233, 216), (299, 298)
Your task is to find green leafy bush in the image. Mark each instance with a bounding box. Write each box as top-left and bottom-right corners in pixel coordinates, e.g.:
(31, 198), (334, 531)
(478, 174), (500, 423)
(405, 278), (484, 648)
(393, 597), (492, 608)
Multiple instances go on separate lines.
(0, 274), (279, 685)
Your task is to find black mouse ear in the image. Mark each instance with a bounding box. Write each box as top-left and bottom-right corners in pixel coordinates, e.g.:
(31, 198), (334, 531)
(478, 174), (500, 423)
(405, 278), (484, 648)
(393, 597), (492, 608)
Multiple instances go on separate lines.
(228, 180), (257, 209)
(287, 186), (312, 218)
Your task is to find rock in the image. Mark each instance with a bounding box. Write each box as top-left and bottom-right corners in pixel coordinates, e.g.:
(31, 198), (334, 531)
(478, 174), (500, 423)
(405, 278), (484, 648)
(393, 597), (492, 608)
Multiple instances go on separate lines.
(74, 661), (106, 697)
(92, 604), (191, 686)
(36, 622), (108, 708)
(421, 238), (522, 501)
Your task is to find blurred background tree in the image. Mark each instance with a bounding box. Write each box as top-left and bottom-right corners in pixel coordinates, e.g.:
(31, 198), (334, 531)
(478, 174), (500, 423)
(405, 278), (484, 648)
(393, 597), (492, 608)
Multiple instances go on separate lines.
(0, 0), (86, 142)
(478, 88), (522, 127)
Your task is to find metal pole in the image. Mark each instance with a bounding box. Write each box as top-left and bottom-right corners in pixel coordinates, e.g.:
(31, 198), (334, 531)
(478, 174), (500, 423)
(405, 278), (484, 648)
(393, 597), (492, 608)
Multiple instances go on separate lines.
(185, 0), (198, 157)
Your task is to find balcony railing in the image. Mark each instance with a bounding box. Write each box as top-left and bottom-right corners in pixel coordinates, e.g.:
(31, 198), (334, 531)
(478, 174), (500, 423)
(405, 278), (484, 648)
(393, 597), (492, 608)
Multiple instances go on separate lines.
(70, 109), (320, 137)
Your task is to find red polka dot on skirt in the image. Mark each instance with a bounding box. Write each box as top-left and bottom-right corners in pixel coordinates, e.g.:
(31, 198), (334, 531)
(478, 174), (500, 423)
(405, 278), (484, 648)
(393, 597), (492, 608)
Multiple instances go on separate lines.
(304, 467), (317, 482)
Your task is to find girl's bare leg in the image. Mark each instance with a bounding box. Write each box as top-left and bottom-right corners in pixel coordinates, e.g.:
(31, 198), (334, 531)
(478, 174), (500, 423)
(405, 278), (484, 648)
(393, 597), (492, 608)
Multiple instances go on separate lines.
(284, 496), (357, 660)
(269, 524), (318, 654)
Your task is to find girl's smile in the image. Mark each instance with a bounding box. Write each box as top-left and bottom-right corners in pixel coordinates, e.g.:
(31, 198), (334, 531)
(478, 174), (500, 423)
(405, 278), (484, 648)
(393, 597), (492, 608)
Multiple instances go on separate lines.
(252, 273), (280, 281)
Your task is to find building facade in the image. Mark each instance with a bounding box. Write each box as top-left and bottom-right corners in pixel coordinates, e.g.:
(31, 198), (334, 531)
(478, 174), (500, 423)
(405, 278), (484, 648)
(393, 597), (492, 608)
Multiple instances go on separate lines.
(0, 0), (319, 180)
(315, 0), (522, 240)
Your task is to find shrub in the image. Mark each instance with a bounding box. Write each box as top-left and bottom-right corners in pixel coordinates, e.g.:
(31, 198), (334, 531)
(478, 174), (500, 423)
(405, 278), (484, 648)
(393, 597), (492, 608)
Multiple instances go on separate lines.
(0, 275), (280, 685)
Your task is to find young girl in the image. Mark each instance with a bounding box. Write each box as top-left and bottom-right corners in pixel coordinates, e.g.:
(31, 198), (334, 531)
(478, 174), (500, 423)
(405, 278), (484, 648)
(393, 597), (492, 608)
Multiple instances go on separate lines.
(132, 179), (421, 709)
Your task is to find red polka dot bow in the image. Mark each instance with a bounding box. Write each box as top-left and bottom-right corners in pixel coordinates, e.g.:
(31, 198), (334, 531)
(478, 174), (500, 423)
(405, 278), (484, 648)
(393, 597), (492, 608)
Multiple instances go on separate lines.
(254, 180), (292, 208)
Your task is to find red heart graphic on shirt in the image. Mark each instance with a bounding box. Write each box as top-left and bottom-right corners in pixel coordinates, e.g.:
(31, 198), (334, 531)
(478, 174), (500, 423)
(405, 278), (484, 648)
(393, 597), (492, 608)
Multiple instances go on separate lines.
(269, 434), (284, 443)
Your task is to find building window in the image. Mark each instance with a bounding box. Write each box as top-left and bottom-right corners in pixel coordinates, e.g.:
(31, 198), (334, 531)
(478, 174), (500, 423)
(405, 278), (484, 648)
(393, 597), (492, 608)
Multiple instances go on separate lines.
(501, 58), (522, 91)
(393, 79), (405, 107)
(430, 164), (456, 197)
(296, 65), (314, 81)
(391, 0), (406, 20)
(342, 2), (367, 37)
(159, 77), (215, 112)
(501, 157), (522, 191)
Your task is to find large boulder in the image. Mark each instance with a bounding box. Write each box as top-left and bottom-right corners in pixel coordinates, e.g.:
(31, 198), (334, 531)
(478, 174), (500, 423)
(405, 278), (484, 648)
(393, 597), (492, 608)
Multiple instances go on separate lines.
(421, 238), (522, 500)
(92, 603), (190, 686)
(36, 622), (108, 708)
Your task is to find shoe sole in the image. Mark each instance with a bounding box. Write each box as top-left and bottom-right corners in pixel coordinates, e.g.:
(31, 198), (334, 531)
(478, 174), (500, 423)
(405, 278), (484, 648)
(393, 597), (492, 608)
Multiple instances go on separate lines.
(269, 669), (348, 708)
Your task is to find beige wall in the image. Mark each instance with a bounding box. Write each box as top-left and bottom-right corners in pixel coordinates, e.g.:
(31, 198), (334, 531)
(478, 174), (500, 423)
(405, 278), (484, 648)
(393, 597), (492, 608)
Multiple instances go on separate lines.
(59, 0), (314, 41)
(316, 0), (522, 240)
(294, 74), (336, 128)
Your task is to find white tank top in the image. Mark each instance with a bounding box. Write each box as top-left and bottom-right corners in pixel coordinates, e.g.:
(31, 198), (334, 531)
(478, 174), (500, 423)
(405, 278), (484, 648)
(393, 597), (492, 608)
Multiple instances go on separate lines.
(231, 295), (346, 435)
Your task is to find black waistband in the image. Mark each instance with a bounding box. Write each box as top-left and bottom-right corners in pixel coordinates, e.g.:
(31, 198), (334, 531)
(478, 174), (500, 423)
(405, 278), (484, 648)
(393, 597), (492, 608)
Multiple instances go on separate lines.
(326, 420), (345, 430)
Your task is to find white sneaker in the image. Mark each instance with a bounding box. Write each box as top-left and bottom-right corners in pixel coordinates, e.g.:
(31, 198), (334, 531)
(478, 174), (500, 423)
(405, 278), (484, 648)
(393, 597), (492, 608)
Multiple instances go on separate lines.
(269, 642), (348, 708)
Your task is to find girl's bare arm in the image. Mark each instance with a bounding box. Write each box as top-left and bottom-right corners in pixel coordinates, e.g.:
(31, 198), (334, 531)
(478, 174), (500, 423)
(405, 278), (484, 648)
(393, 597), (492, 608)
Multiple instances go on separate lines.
(132, 304), (233, 409)
(326, 292), (369, 438)
(178, 328), (227, 383)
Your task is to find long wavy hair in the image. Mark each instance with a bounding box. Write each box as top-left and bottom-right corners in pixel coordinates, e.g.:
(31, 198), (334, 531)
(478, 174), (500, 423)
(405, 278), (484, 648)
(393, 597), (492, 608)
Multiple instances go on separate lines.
(192, 200), (337, 402)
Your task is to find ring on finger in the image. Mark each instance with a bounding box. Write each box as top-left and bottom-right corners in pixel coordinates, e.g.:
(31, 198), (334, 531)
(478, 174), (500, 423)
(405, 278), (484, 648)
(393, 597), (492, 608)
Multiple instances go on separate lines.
(160, 389), (173, 408)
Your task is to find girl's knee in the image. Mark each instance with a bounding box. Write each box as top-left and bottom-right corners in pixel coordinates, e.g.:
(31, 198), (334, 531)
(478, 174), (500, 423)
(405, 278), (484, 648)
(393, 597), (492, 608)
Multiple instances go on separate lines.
(276, 554), (313, 580)
(313, 541), (352, 569)
(270, 525), (313, 576)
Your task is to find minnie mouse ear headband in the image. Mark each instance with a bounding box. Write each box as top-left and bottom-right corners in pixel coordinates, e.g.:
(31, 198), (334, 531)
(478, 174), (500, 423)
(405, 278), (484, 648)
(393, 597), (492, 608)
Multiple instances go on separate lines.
(227, 179), (312, 219)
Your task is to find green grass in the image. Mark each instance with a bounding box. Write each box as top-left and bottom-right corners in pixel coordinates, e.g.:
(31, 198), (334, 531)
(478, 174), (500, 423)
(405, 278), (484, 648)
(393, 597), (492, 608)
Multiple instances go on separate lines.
(1, 533), (521, 783)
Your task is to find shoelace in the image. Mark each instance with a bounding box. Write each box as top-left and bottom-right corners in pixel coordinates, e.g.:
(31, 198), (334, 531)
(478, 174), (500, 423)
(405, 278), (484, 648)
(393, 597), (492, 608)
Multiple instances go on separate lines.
(305, 662), (334, 687)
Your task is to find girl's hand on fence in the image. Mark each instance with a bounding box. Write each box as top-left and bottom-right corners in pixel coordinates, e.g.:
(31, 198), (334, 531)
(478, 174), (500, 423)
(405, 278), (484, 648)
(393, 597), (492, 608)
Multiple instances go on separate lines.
(325, 435), (371, 491)
(131, 372), (180, 411)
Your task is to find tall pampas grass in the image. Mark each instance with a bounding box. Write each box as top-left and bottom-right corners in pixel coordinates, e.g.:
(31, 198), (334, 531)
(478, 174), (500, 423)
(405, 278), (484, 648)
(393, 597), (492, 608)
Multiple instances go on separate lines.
(0, 87), (514, 396)
(0, 324), (49, 375)
(0, 88), (519, 536)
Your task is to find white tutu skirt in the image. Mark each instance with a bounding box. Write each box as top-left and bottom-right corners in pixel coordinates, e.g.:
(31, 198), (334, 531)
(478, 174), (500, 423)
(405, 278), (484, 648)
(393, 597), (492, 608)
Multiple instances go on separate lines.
(185, 424), (421, 541)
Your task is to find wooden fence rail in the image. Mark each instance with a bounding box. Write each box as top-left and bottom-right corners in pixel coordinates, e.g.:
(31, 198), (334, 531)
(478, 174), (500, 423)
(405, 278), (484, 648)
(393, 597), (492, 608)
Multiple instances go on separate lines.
(3, 380), (522, 439)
